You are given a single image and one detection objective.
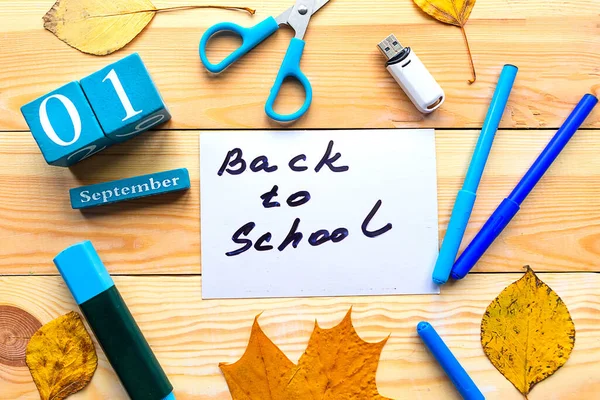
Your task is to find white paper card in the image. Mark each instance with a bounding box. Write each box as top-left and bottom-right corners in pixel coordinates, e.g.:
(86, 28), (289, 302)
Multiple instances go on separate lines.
(200, 130), (440, 299)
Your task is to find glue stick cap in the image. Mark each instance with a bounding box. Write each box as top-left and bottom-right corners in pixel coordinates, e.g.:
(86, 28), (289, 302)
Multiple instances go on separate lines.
(54, 240), (115, 305)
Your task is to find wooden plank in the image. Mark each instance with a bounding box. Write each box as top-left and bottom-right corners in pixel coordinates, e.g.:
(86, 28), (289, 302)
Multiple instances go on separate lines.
(0, 273), (598, 399)
(0, 129), (599, 275)
(2, 0), (599, 31)
(0, 0), (598, 130)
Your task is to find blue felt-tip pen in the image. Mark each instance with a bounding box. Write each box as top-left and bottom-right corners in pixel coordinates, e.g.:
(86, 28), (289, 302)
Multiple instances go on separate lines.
(432, 64), (518, 285)
(451, 93), (598, 280)
(54, 241), (176, 400)
(417, 322), (484, 400)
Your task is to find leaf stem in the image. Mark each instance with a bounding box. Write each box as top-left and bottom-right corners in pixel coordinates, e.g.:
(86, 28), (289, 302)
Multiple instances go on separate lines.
(93, 5), (256, 18)
(154, 5), (255, 15)
(460, 25), (476, 84)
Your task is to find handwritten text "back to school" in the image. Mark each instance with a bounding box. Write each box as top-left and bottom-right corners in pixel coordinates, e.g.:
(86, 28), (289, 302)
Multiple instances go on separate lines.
(217, 141), (393, 256)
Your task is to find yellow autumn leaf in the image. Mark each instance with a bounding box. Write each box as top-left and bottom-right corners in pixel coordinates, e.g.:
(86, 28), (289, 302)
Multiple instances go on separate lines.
(220, 308), (390, 400)
(26, 311), (98, 400)
(286, 309), (390, 400)
(412, 0), (477, 83)
(43, 0), (157, 56)
(220, 316), (297, 399)
(481, 266), (575, 396)
(43, 0), (256, 56)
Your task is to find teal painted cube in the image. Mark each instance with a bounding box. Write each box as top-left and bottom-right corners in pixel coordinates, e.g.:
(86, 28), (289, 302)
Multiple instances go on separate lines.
(80, 53), (171, 142)
(20, 81), (114, 167)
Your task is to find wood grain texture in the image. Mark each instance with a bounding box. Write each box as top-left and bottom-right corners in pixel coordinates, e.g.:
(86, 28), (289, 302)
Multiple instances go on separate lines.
(0, 273), (598, 399)
(1, 2), (599, 398)
(0, 0), (599, 129)
(0, 305), (41, 367)
(0, 129), (599, 275)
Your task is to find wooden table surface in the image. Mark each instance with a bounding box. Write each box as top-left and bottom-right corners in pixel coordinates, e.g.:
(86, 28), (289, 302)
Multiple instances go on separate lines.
(0, 0), (599, 399)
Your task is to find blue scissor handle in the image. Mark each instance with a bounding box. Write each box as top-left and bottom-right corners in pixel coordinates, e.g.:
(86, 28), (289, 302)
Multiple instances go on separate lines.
(199, 17), (280, 73)
(265, 38), (313, 122)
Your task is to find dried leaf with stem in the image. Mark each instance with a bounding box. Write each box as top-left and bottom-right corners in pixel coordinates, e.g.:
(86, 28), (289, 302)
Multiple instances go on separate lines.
(43, 0), (255, 56)
(412, 0), (477, 83)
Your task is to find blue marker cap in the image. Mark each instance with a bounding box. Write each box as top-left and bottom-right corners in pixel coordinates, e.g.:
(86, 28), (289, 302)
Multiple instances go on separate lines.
(53, 241), (115, 304)
(417, 321), (484, 400)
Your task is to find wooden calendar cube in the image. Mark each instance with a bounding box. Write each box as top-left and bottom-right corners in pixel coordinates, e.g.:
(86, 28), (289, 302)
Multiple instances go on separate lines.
(80, 53), (171, 142)
(20, 81), (114, 167)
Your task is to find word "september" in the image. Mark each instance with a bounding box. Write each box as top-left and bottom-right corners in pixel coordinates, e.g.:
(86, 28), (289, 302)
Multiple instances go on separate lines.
(70, 168), (190, 209)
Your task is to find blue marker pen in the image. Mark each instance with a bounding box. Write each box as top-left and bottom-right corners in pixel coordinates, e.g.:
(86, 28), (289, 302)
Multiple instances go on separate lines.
(417, 322), (484, 400)
(432, 64), (518, 284)
(54, 241), (176, 400)
(451, 93), (598, 280)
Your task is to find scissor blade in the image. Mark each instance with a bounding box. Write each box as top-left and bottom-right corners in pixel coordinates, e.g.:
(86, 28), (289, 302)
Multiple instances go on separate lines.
(276, 0), (332, 39)
(275, 0), (331, 26)
(312, 0), (331, 15)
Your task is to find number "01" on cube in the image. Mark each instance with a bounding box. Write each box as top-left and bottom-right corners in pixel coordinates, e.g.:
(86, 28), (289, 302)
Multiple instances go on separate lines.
(20, 53), (170, 167)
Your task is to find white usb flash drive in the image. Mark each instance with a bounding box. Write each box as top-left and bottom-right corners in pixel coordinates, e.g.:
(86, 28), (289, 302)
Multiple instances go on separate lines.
(377, 34), (445, 114)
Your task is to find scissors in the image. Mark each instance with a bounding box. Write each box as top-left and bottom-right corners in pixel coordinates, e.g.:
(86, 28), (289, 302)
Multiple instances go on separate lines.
(199, 0), (331, 122)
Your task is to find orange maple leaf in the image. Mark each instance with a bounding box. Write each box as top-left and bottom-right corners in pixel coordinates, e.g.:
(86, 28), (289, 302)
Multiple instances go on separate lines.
(220, 309), (391, 400)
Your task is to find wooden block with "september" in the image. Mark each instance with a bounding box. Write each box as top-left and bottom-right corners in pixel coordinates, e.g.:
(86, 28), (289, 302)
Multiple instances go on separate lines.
(70, 168), (190, 209)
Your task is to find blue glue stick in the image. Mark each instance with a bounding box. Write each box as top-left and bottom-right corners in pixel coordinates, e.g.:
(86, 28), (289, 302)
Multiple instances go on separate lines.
(54, 241), (176, 400)
(451, 93), (598, 280)
(417, 321), (484, 400)
(432, 64), (518, 285)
